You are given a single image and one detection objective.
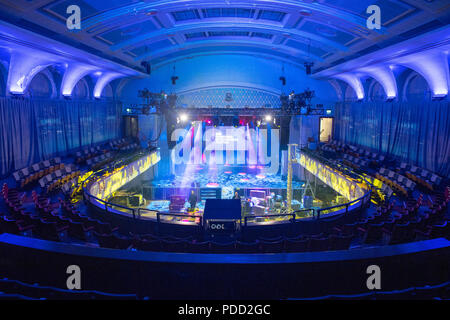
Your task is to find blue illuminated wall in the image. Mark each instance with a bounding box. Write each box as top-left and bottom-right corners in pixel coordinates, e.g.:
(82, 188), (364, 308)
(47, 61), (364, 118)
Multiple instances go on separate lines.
(120, 55), (337, 106)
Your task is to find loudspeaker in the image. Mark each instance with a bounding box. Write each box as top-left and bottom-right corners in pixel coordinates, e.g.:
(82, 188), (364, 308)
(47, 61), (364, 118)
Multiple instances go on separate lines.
(141, 61), (151, 74)
(279, 76), (286, 86)
(123, 115), (138, 138)
(280, 116), (291, 150)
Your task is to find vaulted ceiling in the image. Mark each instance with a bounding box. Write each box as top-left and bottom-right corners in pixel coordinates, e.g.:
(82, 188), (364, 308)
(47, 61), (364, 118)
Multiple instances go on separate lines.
(0, 0), (449, 73)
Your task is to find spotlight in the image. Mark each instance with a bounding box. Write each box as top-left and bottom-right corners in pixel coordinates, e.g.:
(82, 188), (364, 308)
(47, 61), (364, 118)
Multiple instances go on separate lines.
(179, 113), (188, 122)
(265, 115), (272, 122)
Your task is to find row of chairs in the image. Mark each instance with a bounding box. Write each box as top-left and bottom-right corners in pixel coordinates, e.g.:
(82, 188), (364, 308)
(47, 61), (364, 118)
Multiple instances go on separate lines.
(60, 199), (119, 235)
(95, 233), (354, 253)
(12, 158), (63, 188)
(86, 152), (113, 169)
(347, 145), (385, 163)
(75, 145), (104, 164)
(343, 154), (369, 170)
(297, 281), (450, 300)
(376, 168), (415, 197)
(0, 277), (138, 300)
(324, 140), (445, 195)
(403, 165), (442, 192)
(38, 165), (80, 193)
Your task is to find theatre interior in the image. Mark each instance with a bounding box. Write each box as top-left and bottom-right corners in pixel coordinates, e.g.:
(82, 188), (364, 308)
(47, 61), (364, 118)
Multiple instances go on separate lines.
(0, 0), (448, 300)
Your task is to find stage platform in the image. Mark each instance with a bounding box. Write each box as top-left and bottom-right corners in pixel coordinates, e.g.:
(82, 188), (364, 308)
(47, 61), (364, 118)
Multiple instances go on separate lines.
(109, 164), (308, 215)
(149, 164), (305, 191)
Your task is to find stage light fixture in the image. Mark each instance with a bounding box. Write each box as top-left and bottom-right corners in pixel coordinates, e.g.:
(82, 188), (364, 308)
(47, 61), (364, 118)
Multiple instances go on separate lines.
(180, 113), (188, 122)
(265, 115), (272, 122)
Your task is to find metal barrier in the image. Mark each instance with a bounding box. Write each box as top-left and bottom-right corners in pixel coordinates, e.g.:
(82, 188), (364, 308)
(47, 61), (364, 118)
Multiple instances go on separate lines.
(83, 149), (372, 228)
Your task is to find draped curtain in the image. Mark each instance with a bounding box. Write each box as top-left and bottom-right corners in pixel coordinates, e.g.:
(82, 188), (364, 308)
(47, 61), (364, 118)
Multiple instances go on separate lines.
(0, 97), (122, 177)
(334, 100), (450, 178)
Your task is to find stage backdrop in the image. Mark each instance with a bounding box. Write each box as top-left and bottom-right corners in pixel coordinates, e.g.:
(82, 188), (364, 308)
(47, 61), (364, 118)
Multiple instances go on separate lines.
(0, 97), (122, 177)
(334, 100), (450, 178)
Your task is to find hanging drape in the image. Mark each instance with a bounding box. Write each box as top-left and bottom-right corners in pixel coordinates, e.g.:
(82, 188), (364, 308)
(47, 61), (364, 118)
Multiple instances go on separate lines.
(0, 97), (122, 177)
(334, 100), (450, 178)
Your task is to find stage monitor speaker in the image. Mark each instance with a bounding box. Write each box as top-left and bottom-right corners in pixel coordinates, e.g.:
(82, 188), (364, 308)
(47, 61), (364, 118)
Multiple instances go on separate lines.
(123, 115), (138, 138)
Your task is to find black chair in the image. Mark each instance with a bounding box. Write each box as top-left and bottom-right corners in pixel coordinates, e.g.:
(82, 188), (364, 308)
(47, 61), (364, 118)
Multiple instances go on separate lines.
(161, 239), (188, 252)
(360, 223), (385, 244)
(35, 219), (68, 242)
(308, 237), (330, 252)
(0, 216), (34, 235)
(112, 234), (133, 249)
(260, 240), (284, 253)
(188, 241), (210, 253)
(236, 240), (260, 253)
(134, 239), (161, 252)
(384, 222), (414, 245)
(210, 241), (236, 253)
(67, 220), (94, 241)
(328, 234), (353, 250)
(95, 232), (115, 249)
(284, 238), (308, 253)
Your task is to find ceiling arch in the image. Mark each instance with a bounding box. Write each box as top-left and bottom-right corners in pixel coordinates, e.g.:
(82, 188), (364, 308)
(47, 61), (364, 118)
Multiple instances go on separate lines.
(134, 39), (324, 63)
(0, 0), (446, 75)
(82, 0), (384, 33)
(110, 21), (348, 53)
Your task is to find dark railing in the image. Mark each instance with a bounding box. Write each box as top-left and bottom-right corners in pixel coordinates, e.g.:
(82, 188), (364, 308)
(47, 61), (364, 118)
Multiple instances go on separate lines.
(83, 148), (372, 228)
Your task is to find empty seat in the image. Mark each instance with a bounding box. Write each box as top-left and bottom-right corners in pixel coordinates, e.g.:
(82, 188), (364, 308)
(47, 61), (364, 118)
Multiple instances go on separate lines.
(308, 237), (329, 252)
(260, 240), (283, 253)
(236, 241), (259, 253)
(210, 241), (236, 253)
(284, 238), (308, 253)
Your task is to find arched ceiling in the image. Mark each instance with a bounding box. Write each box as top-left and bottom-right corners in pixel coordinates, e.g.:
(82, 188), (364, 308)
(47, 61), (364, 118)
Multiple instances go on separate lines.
(0, 0), (448, 73)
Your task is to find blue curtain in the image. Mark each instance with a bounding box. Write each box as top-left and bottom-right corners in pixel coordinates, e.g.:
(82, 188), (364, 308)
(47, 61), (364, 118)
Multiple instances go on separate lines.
(334, 100), (450, 178)
(0, 97), (122, 177)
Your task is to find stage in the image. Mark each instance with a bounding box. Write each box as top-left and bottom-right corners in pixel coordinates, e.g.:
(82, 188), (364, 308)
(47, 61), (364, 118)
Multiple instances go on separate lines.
(106, 164), (327, 218)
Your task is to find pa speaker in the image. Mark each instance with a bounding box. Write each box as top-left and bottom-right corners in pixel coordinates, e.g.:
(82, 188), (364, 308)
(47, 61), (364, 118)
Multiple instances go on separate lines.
(280, 116), (291, 150)
(141, 61), (151, 74)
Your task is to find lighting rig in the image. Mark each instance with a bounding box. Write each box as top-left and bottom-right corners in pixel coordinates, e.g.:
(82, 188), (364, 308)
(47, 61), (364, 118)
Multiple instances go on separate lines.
(124, 88), (327, 117)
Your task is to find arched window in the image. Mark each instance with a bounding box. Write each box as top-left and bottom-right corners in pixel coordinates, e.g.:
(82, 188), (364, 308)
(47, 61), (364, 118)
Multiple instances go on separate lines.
(72, 78), (89, 99)
(404, 72), (430, 101)
(0, 62), (7, 97)
(369, 80), (386, 101)
(102, 83), (114, 100)
(344, 84), (357, 101)
(27, 72), (53, 98)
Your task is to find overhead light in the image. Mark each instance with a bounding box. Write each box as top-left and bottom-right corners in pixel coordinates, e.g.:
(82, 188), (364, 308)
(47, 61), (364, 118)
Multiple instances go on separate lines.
(180, 113), (188, 122)
(265, 115), (272, 122)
